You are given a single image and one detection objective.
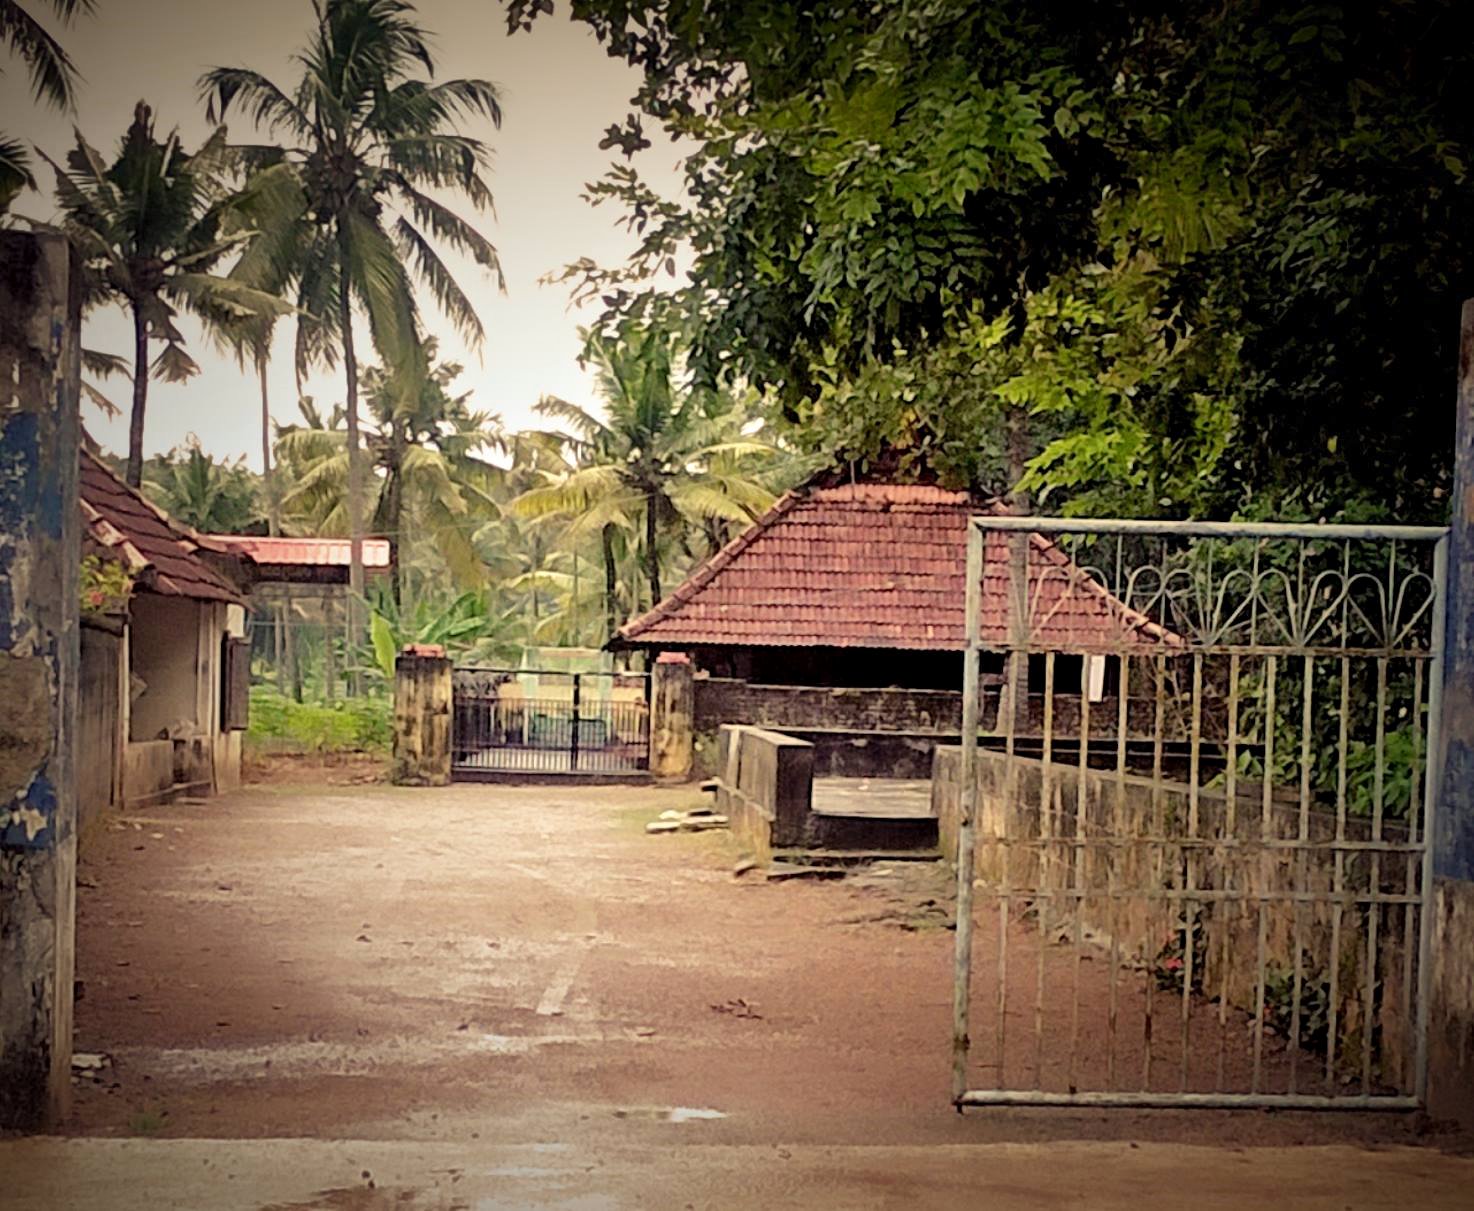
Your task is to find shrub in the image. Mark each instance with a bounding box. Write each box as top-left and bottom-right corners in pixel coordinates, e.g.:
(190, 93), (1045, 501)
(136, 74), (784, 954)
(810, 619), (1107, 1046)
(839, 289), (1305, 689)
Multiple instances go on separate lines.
(247, 688), (391, 754)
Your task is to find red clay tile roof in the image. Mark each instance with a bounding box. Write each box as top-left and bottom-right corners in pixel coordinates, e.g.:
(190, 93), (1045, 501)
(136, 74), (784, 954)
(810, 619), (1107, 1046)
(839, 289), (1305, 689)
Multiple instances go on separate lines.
(80, 450), (245, 604)
(208, 535), (392, 569)
(617, 482), (1176, 652)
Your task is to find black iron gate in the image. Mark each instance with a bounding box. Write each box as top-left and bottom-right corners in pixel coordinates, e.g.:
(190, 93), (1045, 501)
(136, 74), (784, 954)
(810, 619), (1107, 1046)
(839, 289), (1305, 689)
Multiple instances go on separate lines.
(451, 667), (651, 776)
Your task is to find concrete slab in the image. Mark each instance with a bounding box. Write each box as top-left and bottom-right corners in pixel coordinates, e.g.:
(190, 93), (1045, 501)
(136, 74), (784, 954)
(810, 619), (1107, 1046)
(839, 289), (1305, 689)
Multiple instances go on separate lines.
(810, 777), (934, 819)
(3, 1138), (1473, 1211)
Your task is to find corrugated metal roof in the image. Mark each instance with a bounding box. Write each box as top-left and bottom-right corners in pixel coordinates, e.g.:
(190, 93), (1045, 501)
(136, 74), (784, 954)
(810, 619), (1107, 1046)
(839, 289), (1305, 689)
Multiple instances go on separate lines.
(210, 535), (392, 568)
(617, 482), (1177, 652)
(79, 451), (245, 604)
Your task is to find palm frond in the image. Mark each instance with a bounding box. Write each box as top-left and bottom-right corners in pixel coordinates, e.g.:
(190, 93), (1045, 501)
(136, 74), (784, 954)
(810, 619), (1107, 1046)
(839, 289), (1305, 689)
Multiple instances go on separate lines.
(1, 0), (90, 111)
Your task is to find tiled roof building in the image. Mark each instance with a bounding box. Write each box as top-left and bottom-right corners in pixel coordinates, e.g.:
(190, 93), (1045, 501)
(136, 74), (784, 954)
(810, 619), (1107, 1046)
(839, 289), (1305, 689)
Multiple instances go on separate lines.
(616, 481), (1172, 654)
(79, 449), (245, 604)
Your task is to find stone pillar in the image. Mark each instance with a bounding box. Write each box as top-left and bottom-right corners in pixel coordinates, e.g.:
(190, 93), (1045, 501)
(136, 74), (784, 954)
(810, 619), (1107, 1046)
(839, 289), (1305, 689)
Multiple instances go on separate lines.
(392, 644), (451, 786)
(650, 651), (694, 781)
(0, 233), (81, 1130)
(1430, 301), (1474, 1126)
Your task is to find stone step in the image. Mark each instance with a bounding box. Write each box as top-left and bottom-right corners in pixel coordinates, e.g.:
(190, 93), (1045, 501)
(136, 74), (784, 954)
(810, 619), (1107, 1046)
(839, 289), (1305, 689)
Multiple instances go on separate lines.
(772, 848), (943, 867)
(805, 811), (939, 853)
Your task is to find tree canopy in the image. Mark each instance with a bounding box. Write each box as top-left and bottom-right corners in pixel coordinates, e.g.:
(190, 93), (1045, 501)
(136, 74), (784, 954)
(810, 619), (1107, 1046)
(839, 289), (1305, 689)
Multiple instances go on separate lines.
(512, 0), (1474, 523)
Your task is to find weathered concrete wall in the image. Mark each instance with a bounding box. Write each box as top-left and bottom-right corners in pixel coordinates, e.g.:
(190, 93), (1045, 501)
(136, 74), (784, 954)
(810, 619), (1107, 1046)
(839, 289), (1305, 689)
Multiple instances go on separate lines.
(123, 740), (175, 805)
(210, 603), (246, 794)
(713, 725), (815, 860)
(650, 653), (694, 781)
(78, 621), (124, 835)
(1430, 300), (1474, 1124)
(128, 595), (201, 741)
(393, 648), (452, 786)
(691, 676), (1192, 781)
(935, 747), (1417, 1088)
(0, 232), (80, 1129)
(696, 677), (967, 736)
(1431, 878), (1474, 1125)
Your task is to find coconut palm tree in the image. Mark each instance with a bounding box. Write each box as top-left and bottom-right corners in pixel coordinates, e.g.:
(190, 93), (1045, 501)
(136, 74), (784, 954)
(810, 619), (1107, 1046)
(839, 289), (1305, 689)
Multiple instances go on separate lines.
(44, 102), (291, 485)
(511, 325), (784, 638)
(1, 0), (94, 212)
(142, 437), (259, 532)
(200, 0), (504, 672)
(275, 346), (504, 608)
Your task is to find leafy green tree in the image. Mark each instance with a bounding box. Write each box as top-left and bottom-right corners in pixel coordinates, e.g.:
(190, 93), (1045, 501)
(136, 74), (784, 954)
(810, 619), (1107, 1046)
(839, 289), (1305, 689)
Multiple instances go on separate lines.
(1, 0), (93, 212)
(200, 0), (505, 649)
(44, 102), (290, 486)
(142, 437), (260, 533)
(514, 0), (1474, 523)
(511, 324), (787, 635)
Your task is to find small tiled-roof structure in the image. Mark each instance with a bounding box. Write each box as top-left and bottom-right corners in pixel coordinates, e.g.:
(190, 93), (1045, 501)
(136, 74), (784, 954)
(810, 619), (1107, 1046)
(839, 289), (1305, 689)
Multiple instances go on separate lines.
(206, 535), (393, 586)
(80, 449), (246, 604)
(615, 481), (1176, 653)
(211, 535), (392, 569)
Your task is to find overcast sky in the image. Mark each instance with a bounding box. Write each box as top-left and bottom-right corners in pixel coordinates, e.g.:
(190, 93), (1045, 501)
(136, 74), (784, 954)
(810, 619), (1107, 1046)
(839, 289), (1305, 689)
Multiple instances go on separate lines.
(0, 0), (681, 469)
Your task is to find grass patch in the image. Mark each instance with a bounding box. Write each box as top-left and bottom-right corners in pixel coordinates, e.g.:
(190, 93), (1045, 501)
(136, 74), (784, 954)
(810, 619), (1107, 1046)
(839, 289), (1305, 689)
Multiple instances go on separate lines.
(127, 1106), (167, 1136)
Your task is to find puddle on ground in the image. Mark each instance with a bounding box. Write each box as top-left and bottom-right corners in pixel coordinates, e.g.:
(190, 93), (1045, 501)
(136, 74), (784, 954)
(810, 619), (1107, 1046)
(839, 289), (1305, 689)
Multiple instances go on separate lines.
(611, 1105), (726, 1123)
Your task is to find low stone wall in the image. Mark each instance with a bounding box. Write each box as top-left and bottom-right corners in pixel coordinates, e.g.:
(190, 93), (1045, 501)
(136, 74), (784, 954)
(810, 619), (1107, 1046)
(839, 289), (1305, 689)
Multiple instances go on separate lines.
(713, 724), (815, 860)
(695, 678), (966, 736)
(933, 747), (1416, 1085)
(122, 740), (174, 806)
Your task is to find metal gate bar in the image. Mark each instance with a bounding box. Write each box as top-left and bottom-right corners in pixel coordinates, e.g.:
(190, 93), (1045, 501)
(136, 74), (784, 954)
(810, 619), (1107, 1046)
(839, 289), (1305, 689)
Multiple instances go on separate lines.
(452, 667), (651, 775)
(951, 517), (1448, 1111)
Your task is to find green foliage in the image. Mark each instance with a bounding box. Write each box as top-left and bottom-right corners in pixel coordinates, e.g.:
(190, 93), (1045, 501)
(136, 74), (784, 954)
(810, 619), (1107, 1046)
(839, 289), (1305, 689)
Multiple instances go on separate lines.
(0, 1), (96, 211)
(510, 323), (801, 628)
(142, 437), (260, 532)
(518, 0), (1474, 522)
(79, 552), (131, 614)
(364, 587), (524, 678)
(1262, 960), (1332, 1056)
(247, 686), (390, 753)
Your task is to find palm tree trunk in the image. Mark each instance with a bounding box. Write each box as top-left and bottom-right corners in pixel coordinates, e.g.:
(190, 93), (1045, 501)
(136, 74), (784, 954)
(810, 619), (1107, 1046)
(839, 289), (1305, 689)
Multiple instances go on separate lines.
(337, 231), (365, 697)
(602, 523), (618, 645)
(644, 490), (661, 609)
(126, 303), (149, 487)
(258, 347), (291, 687)
(259, 347), (277, 536)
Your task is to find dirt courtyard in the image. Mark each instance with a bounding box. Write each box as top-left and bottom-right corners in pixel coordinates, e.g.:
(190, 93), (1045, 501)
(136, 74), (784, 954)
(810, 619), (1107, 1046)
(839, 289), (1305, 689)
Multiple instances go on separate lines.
(39, 771), (1474, 1206)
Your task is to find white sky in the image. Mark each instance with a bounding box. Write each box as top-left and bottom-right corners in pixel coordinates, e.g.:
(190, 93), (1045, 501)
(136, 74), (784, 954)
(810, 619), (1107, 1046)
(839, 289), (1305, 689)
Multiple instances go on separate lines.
(1, 0), (683, 469)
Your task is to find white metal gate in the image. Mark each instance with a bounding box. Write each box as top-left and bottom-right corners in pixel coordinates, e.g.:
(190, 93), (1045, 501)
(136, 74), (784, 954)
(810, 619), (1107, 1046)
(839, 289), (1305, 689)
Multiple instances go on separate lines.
(951, 518), (1448, 1110)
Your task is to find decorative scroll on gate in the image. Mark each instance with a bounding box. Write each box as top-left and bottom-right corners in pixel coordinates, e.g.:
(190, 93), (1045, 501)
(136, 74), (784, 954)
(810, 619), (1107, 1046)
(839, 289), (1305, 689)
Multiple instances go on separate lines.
(950, 518), (1448, 1110)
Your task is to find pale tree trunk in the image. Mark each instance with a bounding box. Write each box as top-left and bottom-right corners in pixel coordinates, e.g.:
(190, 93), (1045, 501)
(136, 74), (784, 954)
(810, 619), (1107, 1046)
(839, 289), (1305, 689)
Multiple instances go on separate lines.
(1003, 404), (1033, 735)
(126, 303), (149, 488)
(337, 231), (365, 697)
(258, 348), (290, 688)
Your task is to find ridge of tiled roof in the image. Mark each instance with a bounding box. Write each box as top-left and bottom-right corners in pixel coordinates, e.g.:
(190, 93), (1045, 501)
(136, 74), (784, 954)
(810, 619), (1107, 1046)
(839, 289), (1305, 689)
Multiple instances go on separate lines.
(80, 449), (246, 604)
(615, 479), (1176, 652)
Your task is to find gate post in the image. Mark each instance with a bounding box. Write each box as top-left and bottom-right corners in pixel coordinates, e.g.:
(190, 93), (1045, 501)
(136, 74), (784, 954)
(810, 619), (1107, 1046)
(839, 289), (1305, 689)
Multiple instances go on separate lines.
(392, 644), (451, 786)
(650, 652), (694, 780)
(0, 233), (81, 1130)
(1430, 300), (1474, 1126)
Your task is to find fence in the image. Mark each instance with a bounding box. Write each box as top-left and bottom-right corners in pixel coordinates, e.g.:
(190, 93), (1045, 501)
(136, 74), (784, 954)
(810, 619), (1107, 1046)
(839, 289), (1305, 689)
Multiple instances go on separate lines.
(950, 516), (1447, 1110)
(451, 667), (651, 775)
